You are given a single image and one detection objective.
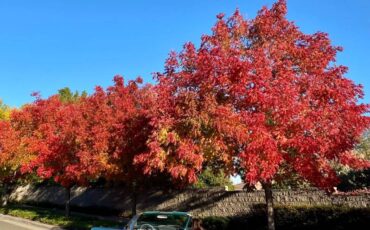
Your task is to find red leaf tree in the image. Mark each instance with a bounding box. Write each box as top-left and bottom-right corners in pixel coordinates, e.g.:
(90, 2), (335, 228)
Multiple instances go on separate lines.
(11, 77), (167, 216)
(134, 1), (370, 229)
(15, 94), (109, 217)
(0, 106), (34, 206)
(88, 76), (170, 215)
(0, 120), (25, 205)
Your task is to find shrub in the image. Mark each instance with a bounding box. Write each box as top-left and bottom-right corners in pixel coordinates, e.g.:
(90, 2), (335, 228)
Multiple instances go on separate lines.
(202, 216), (230, 230)
(274, 205), (370, 230)
(202, 205), (370, 230)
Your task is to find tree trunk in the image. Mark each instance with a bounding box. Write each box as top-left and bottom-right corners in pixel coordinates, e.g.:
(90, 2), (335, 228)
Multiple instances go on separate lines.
(264, 182), (275, 230)
(1, 183), (9, 207)
(65, 187), (71, 218)
(131, 182), (137, 217)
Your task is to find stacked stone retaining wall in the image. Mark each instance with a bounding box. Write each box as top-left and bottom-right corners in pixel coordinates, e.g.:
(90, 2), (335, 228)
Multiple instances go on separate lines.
(8, 185), (370, 217)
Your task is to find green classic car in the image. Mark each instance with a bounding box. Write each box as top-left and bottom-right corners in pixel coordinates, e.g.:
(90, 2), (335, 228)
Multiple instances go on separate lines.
(91, 211), (193, 230)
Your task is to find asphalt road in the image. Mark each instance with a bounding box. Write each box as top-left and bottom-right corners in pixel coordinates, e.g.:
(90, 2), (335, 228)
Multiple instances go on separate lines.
(0, 215), (55, 230)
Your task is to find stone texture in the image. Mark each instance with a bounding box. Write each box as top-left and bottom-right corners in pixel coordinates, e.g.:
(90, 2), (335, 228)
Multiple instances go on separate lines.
(8, 185), (370, 217)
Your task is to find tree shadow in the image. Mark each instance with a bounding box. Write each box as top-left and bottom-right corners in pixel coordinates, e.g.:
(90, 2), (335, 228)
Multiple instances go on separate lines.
(149, 189), (239, 215)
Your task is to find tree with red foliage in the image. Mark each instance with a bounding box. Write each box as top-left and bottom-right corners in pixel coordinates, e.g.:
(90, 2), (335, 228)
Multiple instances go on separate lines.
(134, 1), (370, 229)
(15, 94), (109, 217)
(0, 104), (34, 206)
(91, 76), (154, 180)
(0, 122), (18, 181)
(11, 77), (164, 217)
(86, 76), (169, 215)
(0, 121), (24, 205)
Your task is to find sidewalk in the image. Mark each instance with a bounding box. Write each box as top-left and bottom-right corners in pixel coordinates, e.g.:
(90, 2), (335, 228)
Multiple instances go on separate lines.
(0, 204), (127, 229)
(0, 214), (63, 230)
(21, 204), (127, 223)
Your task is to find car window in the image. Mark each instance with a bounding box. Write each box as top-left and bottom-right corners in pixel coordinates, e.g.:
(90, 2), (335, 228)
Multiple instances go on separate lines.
(134, 213), (190, 230)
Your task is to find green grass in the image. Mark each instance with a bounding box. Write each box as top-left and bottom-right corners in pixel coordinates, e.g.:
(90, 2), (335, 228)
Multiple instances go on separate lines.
(0, 205), (123, 230)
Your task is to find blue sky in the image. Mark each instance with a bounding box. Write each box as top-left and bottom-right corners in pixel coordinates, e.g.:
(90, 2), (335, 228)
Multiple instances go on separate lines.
(0, 0), (369, 107)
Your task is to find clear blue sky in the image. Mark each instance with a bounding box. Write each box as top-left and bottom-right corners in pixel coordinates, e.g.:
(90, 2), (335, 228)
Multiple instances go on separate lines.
(0, 0), (369, 107)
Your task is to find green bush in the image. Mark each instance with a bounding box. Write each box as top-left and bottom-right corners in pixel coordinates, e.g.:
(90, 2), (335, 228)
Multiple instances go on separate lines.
(338, 169), (370, 191)
(202, 216), (230, 230)
(193, 168), (234, 190)
(274, 205), (370, 230)
(201, 205), (370, 230)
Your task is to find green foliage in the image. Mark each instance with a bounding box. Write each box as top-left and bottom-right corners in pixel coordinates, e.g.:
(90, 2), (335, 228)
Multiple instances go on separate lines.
(274, 205), (370, 230)
(338, 169), (370, 191)
(58, 87), (87, 103)
(0, 100), (10, 121)
(202, 216), (229, 230)
(272, 172), (311, 189)
(338, 130), (370, 191)
(356, 130), (370, 159)
(201, 206), (370, 230)
(193, 168), (234, 190)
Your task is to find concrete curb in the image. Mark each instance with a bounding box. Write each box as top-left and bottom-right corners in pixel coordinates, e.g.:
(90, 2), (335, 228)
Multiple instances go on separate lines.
(0, 214), (64, 230)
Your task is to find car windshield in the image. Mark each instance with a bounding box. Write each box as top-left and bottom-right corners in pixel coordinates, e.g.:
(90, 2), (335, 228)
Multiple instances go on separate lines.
(133, 213), (189, 230)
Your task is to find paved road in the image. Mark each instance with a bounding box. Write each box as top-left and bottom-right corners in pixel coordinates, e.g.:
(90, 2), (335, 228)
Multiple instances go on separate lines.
(0, 219), (36, 230)
(0, 215), (56, 230)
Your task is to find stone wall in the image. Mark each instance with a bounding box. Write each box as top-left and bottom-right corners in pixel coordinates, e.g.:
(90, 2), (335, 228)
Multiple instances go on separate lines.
(8, 185), (370, 217)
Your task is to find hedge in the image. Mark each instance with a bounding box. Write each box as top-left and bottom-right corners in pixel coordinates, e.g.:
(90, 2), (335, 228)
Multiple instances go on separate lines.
(201, 205), (370, 230)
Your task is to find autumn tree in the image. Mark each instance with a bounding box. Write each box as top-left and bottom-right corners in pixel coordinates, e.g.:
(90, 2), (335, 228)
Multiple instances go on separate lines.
(0, 121), (18, 206)
(0, 100), (12, 205)
(134, 1), (370, 229)
(85, 76), (170, 215)
(0, 100), (10, 121)
(16, 94), (108, 217)
(10, 77), (164, 217)
(0, 103), (33, 206)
